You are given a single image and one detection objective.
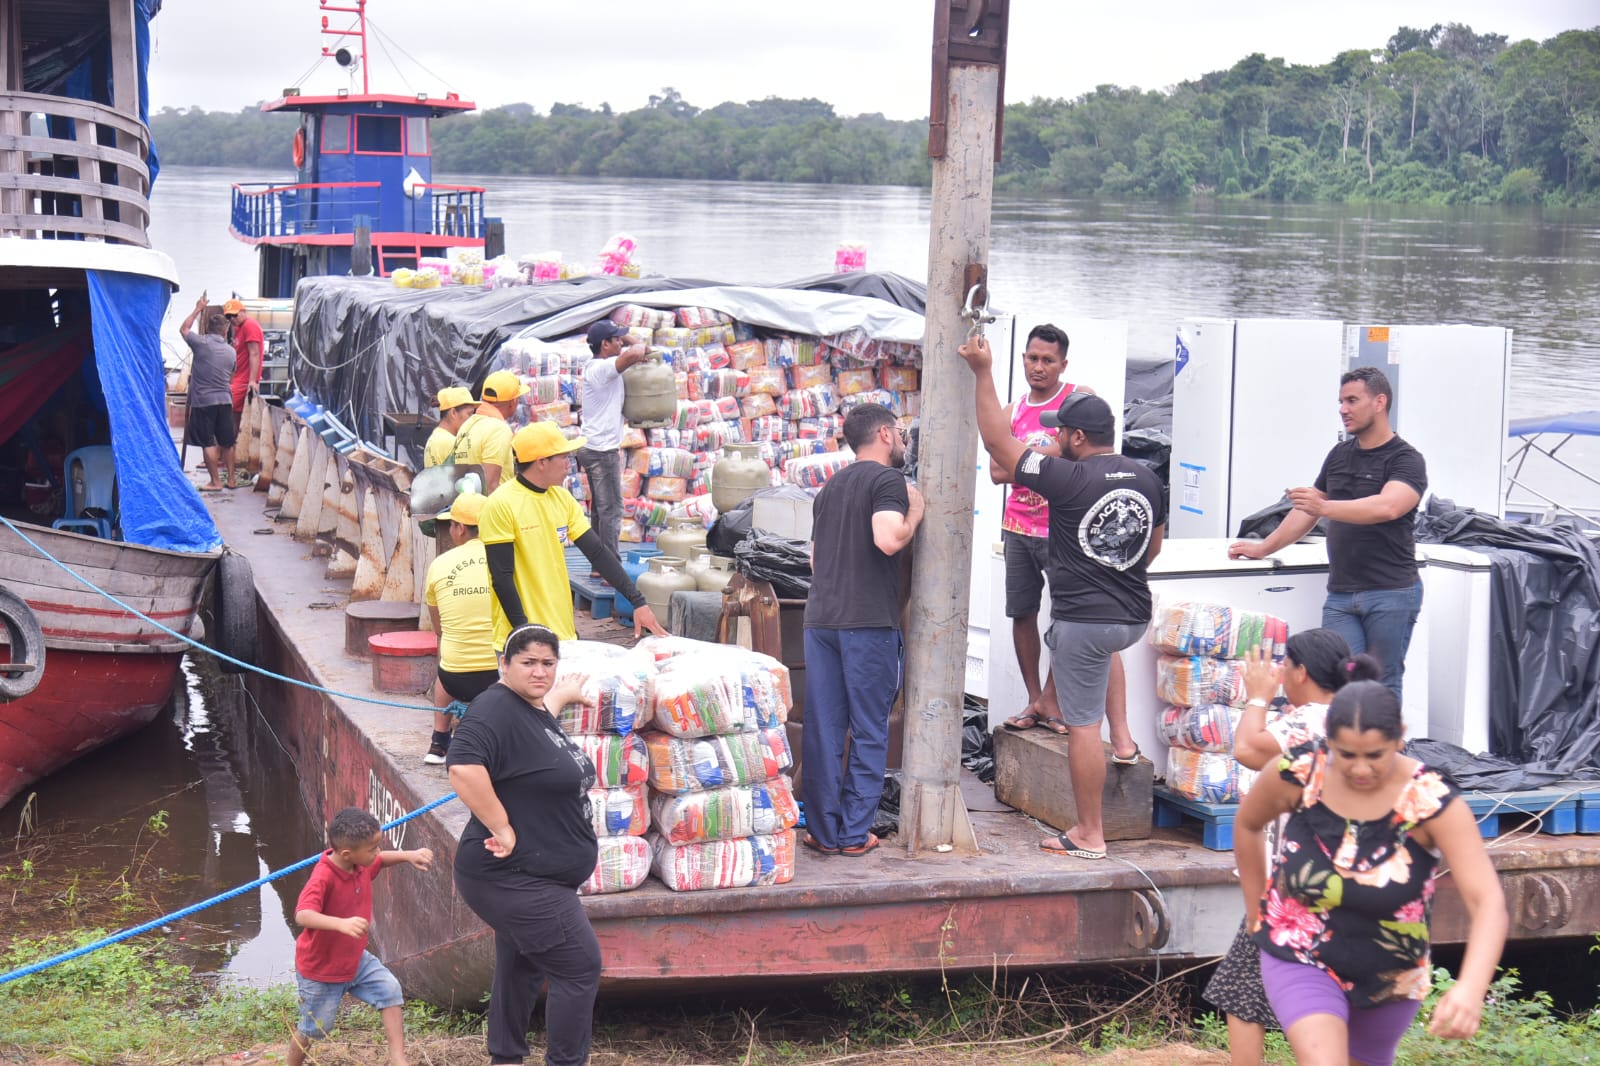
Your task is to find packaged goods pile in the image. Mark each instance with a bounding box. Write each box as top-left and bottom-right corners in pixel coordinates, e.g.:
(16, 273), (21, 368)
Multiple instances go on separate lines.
(556, 637), (799, 893)
(1153, 599), (1289, 804)
(494, 305), (923, 546)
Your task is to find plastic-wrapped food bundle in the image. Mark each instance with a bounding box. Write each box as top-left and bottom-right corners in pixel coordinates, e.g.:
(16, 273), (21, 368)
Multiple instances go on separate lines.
(574, 732), (651, 788)
(560, 639), (632, 661)
(785, 451), (853, 489)
(741, 393), (778, 419)
(587, 783), (649, 837)
(650, 649), (791, 737)
(650, 776), (800, 844)
(554, 653), (655, 735)
(726, 340), (766, 369)
(654, 325), (692, 350)
(825, 328), (880, 363)
(834, 242), (867, 273)
(789, 364), (832, 390)
(1156, 655), (1247, 707)
(747, 415), (787, 442)
(780, 384), (841, 420)
(700, 368), (747, 400)
(1149, 601), (1289, 659)
(672, 494), (719, 526)
(610, 304), (676, 331)
(628, 447), (697, 478)
(646, 476), (688, 503)
(418, 256), (453, 282)
(530, 401), (573, 427)
(746, 366), (786, 396)
(412, 267), (441, 289)
(1158, 703), (1242, 753)
(625, 497), (673, 528)
(579, 835), (652, 895)
(793, 414), (844, 439)
(649, 828), (796, 891)
(840, 388), (897, 414)
(880, 365), (919, 391)
(620, 468), (643, 496)
(1165, 747), (1258, 804)
(634, 634), (714, 662)
(835, 368), (877, 395)
(390, 267), (416, 288)
(676, 306), (732, 329)
(621, 426), (648, 449)
(642, 727), (792, 793)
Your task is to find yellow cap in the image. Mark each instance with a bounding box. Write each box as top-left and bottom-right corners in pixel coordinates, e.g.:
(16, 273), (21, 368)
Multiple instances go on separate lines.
(436, 386), (474, 412)
(481, 370), (526, 403)
(435, 491), (486, 526)
(511, 422), (584, 463)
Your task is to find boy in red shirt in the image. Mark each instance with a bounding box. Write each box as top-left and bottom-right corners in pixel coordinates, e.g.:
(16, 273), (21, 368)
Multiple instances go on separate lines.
(289, 807), (433, 1066)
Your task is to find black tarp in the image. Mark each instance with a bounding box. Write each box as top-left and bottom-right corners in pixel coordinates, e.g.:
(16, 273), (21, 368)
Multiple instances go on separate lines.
(1415, 498), (1600, 775)
(289, 271), (929, 467)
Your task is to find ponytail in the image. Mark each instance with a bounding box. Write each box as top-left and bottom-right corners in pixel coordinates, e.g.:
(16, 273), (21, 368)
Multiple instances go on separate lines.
(1325, 679), (1404, 741)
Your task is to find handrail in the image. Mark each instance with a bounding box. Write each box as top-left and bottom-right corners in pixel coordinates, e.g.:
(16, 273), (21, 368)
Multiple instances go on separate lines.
(232, 180), (383, 195)
(412, 181), (488, 194)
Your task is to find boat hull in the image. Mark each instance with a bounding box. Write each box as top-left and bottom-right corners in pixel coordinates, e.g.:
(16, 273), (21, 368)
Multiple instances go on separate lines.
(0, 521), (216, 808)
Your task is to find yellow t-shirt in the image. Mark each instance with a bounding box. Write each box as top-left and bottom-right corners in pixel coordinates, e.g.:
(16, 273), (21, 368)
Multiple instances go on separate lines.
(423, 539), (498, 672)
(422, 426), (457, 469)
(478, 478), (592, 643)
(449, 408), (514, 477)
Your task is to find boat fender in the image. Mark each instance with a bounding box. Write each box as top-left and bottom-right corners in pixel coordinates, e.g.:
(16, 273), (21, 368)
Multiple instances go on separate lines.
(0, 585), (44, 702)
(215, 551), (258, 674)
(291, 127), (306, 169)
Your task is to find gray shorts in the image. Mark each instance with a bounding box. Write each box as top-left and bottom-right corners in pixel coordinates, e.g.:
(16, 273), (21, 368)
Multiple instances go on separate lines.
(1003, 531), (1051, 618)
(1044, 619), (1147, 726)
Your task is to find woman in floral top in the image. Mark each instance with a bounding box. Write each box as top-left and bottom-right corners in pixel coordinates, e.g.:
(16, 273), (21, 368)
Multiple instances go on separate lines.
(1235, 679), (1507, 1066)
(1204, 630), (1379, 1066)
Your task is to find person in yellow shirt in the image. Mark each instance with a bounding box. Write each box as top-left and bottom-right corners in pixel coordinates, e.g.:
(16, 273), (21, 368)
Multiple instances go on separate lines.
(423, 386), (476, 469)
(449, 370), (523, 491)
(422, 492), (497, 764)
(480, 422), (667, 643)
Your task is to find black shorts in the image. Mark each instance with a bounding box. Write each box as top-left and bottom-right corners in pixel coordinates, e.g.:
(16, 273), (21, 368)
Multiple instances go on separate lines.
(1003, 531), (1051, 618)
(189, 403), (237, 449)
(438, 667), (501, 703)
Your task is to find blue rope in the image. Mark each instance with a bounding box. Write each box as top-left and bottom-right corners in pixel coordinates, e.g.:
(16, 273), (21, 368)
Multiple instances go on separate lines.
(0, 512), (436, 712)
(0, 792), (457, 986)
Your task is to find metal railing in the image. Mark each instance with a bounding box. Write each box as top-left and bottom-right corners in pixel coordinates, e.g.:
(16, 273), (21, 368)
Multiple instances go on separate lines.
(232, 181), (487, 241)
(0, 91), (152, 247)
(415, 183), (486, 239)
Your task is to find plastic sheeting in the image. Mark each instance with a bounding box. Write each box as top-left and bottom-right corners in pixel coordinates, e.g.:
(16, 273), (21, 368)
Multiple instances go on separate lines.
(1415, 498), (1600, 774)
(289, 272), (929, 467)
(86, 271), (219, 552)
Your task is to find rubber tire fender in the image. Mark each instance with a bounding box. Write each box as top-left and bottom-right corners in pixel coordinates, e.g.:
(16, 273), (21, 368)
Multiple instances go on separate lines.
(215, 550), (258, 674)
(0, 584), (44, 701)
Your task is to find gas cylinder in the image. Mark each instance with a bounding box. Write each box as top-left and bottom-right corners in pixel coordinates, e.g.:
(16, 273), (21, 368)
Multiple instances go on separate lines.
(636, 557), (697, 620)
(697, 554), (736, 594)
(621, 351), (677, 425)
(655, 515), (707, 562)
(712, 441), (769, 514)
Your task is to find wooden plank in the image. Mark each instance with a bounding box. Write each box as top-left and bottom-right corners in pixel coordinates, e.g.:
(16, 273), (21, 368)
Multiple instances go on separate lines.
(0, 0), (18, 93)
(0, 172), (150, 211)
(0, 91), (147, 137)
(0, 212), (146, 244)
(992, 725), (1154, 841)
(0, 133), (149, 179)
(106, 0), (137, 119)
(75, 117), (104, 229)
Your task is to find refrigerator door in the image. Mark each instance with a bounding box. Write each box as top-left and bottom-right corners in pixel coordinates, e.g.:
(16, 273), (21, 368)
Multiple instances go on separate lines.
(1170, 318), (1236, 538)
(1419, 544), (1494, 752)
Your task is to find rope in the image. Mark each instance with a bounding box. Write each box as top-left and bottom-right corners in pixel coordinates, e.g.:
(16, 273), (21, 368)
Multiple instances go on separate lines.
(0, 513), (436, 713)
(0, 792), (457, 986)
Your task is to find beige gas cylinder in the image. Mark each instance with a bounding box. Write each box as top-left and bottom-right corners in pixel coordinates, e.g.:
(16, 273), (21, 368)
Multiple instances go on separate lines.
(621, 351), (677, 425)
(636, 556), (697, 620)
(697, 554), (736, 594)
(712, 441), (769, 515)
(655, 515), (707, 562)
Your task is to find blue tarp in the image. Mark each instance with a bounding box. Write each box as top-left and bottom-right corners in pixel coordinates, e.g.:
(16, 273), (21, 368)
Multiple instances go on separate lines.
(86, 271), (220, 552)
(1509, 411), (1600, 438)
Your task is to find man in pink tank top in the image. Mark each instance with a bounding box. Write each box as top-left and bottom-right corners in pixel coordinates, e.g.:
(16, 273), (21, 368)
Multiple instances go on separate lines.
(992, 325), (1138, 763)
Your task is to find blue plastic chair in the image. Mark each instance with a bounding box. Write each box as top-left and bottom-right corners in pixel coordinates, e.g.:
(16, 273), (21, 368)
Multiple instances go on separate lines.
(52, 445), (117, 539)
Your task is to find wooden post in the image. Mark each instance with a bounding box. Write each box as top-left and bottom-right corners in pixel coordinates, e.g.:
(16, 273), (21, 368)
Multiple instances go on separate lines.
(899, 1), (1009, 854)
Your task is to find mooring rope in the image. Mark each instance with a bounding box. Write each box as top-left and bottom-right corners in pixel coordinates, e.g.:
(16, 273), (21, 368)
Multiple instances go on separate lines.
(0, 512), (436, 712)
(0, 792), (457, 986)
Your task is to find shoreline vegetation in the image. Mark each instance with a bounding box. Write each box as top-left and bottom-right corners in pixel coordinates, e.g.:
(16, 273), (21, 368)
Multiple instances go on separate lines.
(151, 23), (1600, 207)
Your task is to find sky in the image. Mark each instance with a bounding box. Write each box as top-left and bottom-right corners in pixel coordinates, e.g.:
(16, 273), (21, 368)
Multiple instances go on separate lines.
(149, 1), (1598, 120)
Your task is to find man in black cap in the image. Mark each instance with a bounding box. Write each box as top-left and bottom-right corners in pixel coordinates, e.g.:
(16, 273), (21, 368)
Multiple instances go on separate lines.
(576, 320), (651, 552)
(960, 335), (1165, 862)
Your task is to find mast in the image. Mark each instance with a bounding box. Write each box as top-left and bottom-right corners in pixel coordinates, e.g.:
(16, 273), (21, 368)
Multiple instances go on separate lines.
(319, 0), (370, 95)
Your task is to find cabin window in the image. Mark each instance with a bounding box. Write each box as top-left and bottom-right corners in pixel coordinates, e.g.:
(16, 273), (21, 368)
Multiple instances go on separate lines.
(406, 116), (429, 156)
(356, 115), (403, 155)
(321, 115), (350, 153)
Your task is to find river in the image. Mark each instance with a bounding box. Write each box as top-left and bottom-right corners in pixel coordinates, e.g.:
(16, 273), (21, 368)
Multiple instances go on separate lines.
(150, 165), (1600, 420)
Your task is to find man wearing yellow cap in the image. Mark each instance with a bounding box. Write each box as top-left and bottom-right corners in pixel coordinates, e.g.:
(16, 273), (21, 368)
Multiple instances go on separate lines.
(422, 492), (496, 763)
(424, 386), (475, 469)
(480, 422), (667, 642)
(449, 370), (524, 492)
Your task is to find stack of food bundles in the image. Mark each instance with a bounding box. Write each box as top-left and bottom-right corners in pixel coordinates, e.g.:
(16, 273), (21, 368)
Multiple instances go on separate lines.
(635, 637), (798, 891)
(553, 641), (655, 895)
(1151, 601), (1287, 804)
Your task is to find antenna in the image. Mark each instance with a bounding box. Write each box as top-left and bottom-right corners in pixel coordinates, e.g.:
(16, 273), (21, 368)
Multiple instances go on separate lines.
(318, 0), (369, 95)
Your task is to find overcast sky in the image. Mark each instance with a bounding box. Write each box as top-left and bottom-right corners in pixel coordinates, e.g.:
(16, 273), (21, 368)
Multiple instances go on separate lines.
(149, 2), (1597, 120)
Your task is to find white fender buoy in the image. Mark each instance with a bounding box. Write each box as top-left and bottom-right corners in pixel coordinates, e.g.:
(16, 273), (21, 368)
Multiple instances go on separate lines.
(279, 426), (314, 521)
(255, 405), (277, 493)
(315, 450), (342, 551)
(294, 438), (328, 541)
(325, 465), (360, 578)
(241, 396), (261, 477)
(379, 505), (414, 602)
(351, 489), (385, 601)
(266, 421), (294, 505)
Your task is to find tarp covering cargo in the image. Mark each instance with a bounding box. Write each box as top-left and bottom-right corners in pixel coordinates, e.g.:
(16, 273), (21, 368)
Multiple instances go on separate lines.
(288, 271), (927, 461)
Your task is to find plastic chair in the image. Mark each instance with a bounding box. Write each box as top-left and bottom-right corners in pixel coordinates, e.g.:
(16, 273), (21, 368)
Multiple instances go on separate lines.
(52, 445), (117, 539)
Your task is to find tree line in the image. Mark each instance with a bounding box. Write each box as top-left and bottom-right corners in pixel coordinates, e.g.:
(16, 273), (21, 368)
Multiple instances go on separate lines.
(150, 23), (1599, 205)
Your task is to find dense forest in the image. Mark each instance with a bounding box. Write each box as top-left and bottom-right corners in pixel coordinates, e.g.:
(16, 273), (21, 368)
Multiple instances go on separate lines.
(152, 24), (1600, 204)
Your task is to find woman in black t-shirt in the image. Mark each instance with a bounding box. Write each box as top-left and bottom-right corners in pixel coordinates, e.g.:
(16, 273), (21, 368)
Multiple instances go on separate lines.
(447, 624), (599, 1066)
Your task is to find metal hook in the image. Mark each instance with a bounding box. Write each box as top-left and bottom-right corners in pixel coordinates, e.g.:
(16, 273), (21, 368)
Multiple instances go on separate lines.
(962, 283), (996, 341)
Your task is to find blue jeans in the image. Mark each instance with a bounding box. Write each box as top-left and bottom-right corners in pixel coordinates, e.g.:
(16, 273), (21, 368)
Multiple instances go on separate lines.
(801, 627), (902, 850)
(1321, 580), (1423, 702)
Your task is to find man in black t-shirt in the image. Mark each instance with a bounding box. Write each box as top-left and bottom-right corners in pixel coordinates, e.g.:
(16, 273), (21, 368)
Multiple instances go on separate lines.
(801, 403), (925, 857)
(961, 337), (1165, 862)
(1228, 366), (1426, 701)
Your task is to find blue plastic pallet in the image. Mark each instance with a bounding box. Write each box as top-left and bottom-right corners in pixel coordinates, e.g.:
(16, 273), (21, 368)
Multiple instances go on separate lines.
(1459, 788), (1578, 838)
(566, 547), (615, 620)
(1570, 786), (1600, 833)
(1153, 787), (1237, 851)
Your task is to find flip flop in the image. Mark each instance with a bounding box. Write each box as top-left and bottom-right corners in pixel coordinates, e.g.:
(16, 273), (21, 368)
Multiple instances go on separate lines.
(800, 833), (838, 856)
(1110, 742), (1142, 766)
(198, 485), (224, 493)
(1003, 711), (1042, 732)
(1036, 715), (1070, 736)
(838, 833), (880, 857)
(1040, 832), (1106, 860)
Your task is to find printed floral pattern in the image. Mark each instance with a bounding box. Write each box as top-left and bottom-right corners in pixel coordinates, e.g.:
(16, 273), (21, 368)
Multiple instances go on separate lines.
(1250, 740), (1460, 1008)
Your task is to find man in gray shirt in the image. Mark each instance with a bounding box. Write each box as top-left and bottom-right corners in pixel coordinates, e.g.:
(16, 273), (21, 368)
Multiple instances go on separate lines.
(180, 293), (240, 491)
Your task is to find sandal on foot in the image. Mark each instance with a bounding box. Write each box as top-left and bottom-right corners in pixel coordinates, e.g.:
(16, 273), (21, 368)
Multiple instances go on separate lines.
(1036, 715), (1070, 736)
(1040, 832), (1106, 860)
(801, 833), (839, 855)
(1003, 711), (1042, 731)
(838, 833), (881, 857)
(1110, 742), (1142, 766)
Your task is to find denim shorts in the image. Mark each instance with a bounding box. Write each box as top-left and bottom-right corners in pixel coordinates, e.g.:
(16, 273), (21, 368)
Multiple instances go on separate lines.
(295, 950), (404, 1039)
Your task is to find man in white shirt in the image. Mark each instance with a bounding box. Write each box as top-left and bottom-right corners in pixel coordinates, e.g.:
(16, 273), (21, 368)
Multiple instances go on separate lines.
(575, 320), (649, 552)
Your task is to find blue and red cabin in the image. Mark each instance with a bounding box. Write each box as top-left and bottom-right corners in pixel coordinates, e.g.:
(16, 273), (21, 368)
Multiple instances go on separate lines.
(229, 89), (489, 298)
